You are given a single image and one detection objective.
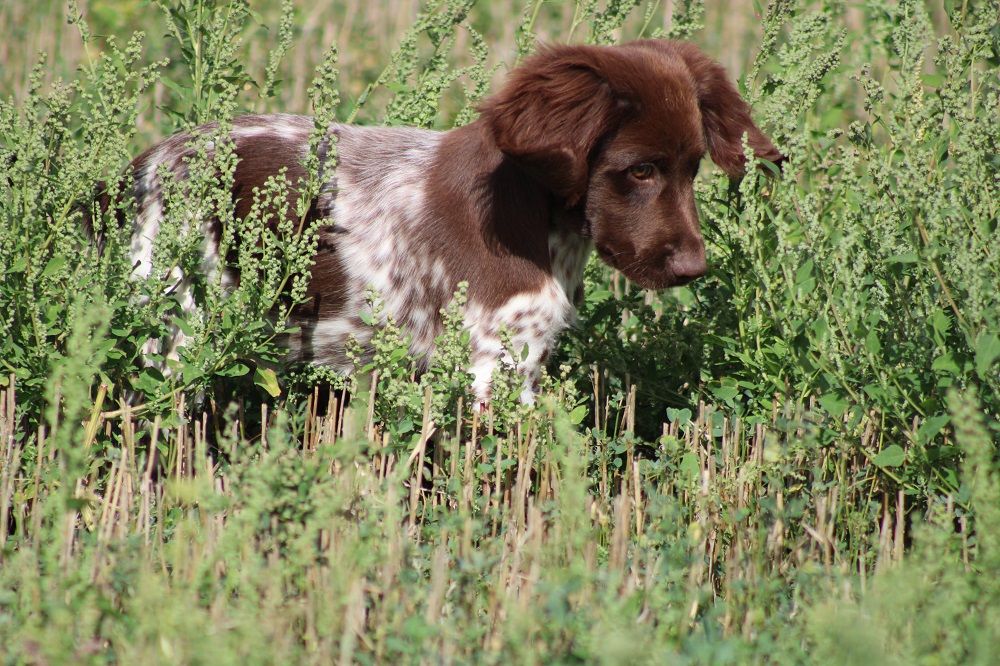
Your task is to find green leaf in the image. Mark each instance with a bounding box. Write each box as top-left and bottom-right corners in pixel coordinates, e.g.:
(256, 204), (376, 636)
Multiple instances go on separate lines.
(217, 362), (250, 378)
(41, 256), (67, 278)
(7, 256), (27, 274)
(974, 332), (1000, 376)
(917, 414), (949, 446)
(679, 452), (700, 480)
(132, 367), (165, 394)
(811, 315), (830, 340)
(864, 330), (881, 356)
(159, 76), (188, 98)
(172, 315), (195, 337)
(886, 252), (918, 265)
(254, 367), (281, 397)
(760, 156), (783, 176)
(794, 259), (815, 295)
(711, 385), (738, 403)
(396, 416), (414, 434)
(930, 309), (951, 337)
(932, 352), (960, 375)
(181, 361), (204, 384)
(818, 393), (848, 418)
(666, 407), (692, 425)
(498, 458), (517, 472)
(587, 288), (612, 304)
(872, 445), (905, 468)
(568, 404), (588, 425)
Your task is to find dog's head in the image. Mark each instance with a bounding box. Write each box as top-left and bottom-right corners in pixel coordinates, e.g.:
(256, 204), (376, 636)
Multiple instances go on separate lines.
(479, 40), (783, 288)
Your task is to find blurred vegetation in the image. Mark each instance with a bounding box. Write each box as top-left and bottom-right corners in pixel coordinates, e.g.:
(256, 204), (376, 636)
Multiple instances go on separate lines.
(2, 0), (908, 140)
(1, 0), (999, 663)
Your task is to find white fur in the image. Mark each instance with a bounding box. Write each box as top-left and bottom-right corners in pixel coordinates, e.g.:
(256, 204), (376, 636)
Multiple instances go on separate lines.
(130, 116), (595, 403)
(293, 126), (444, 369)
(464, 280), (575, 404)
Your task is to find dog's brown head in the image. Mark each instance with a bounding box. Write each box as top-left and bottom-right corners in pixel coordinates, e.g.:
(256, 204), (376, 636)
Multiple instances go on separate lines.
(479, 40), (783, 288)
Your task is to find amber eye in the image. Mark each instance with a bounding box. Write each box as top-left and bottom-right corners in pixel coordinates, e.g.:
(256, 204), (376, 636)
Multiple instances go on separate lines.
(628, 163), (656, 180)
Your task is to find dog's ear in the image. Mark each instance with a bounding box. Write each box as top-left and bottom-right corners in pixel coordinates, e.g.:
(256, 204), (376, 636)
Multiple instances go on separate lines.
(672, 42), (784, 176)
(479, 46), (629, 206)
(629, 40), (784, 177)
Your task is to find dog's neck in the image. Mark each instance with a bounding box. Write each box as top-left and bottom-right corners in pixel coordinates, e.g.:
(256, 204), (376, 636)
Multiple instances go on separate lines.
(548, 219), (593, 306)
(430, 121), (594, 302)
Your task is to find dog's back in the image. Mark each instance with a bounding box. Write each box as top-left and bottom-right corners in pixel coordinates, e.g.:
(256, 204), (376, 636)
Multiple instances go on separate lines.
(115, 41), (780, 403)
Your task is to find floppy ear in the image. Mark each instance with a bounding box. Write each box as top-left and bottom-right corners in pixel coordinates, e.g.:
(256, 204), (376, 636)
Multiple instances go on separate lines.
(672, 42), (784, 176)
(478, 46), (628, 206)
(628, 40), (784, 177)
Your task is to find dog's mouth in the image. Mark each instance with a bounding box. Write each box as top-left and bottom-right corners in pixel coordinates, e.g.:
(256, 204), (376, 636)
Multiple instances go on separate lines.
(595, 244), (706, 289)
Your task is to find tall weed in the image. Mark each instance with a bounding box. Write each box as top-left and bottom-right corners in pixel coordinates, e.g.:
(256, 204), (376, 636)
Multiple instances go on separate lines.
(0, 0), (997, 662)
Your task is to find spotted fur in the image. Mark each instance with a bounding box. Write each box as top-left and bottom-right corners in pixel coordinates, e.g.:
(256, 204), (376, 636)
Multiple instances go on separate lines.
(121, 41), (781, 403)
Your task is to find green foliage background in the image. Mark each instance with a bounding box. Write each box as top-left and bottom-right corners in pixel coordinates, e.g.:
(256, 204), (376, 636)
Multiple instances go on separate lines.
(0, 0), (998, 663)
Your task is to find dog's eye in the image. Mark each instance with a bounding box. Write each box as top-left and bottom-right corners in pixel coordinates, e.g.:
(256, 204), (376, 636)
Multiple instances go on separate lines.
(628, 163), (656, 180)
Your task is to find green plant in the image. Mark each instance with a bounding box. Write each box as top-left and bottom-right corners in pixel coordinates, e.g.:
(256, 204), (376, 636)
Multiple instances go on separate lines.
(0, 1), (998, 663)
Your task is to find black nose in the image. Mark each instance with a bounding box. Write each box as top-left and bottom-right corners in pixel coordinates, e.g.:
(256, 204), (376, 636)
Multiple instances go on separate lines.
(670, 249), (707, 284)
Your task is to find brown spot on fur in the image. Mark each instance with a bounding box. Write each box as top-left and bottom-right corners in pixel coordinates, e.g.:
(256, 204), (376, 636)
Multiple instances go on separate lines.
(117, 41), (780, 403)
(422, 123), (553, 309)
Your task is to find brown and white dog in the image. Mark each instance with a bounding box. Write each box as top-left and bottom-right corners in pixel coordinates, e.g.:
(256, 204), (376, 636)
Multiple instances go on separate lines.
(125, 40), (782, 403)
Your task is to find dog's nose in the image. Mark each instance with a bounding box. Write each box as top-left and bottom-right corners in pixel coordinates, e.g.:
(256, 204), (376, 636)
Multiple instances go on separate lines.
(670, 249), (707, 284)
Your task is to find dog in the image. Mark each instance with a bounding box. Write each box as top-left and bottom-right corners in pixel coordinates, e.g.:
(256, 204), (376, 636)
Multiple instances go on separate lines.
(122, 40), (783, 403)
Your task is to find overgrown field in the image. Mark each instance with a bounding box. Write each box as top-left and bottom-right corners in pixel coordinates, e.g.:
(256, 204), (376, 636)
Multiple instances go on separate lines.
(1, 0), (999, 663)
